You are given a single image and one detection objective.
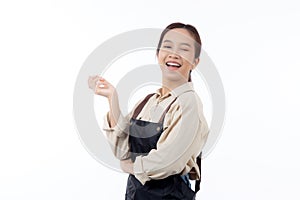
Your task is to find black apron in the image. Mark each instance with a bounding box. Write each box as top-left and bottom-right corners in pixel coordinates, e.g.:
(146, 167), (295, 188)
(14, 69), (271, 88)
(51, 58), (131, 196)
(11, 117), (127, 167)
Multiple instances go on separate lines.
(125, 93), (202, 200)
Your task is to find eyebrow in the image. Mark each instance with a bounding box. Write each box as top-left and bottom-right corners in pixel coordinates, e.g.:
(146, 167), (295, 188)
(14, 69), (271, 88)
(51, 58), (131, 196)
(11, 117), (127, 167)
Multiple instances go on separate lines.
(163, 40), (173, 43)
(163, 40), (192, 47)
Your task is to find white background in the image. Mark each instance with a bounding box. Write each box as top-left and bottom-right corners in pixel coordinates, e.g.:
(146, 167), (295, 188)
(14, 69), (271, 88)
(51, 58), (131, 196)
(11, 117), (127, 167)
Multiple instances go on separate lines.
(1, 0), (300, 199)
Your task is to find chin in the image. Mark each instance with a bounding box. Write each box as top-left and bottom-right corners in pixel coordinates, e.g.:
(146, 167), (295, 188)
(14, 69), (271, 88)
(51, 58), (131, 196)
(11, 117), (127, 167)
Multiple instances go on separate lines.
(162, 72), (186, 82)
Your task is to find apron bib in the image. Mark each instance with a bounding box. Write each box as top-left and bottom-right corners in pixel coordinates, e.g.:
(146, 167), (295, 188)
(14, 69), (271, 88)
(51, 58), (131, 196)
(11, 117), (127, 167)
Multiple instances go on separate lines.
(125, 93), (199, 200)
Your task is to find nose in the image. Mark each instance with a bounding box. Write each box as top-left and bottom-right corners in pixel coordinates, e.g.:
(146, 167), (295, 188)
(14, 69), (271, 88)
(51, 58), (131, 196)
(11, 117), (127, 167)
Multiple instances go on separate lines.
(168, 51), (180, 59)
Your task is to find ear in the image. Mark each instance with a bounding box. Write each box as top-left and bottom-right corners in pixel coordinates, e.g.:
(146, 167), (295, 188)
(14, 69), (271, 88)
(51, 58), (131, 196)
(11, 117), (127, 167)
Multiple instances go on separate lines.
(192, 58), (200, 69)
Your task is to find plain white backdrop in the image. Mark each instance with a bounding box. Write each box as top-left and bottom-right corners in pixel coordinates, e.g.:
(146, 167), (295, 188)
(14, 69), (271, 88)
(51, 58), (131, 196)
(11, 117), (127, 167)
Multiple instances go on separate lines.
(0, 0), (300, 199)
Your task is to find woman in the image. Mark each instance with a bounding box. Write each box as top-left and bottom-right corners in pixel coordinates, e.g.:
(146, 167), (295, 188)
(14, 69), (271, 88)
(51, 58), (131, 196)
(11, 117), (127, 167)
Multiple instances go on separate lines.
(88, 22), (209, 199)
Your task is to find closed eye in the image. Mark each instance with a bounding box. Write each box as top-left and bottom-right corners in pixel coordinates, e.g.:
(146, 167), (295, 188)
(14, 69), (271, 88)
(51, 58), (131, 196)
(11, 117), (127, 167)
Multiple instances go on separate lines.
(181, 48), (189, 51)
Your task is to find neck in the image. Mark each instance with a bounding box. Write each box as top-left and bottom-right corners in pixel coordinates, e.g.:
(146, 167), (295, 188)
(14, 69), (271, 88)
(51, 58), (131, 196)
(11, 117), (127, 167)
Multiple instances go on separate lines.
(161, 78), (188, 96)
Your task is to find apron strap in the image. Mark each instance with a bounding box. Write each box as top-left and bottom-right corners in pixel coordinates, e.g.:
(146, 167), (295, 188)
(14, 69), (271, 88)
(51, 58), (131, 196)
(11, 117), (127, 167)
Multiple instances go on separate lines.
(195, 152), (202, 193)
(131, 93), (155, 119)
(158, 97), (177, 123)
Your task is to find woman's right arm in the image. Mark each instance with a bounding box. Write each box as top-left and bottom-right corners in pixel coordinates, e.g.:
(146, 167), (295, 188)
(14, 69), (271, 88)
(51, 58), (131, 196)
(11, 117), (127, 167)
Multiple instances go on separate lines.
(88, 75), (130, 159)
(88, 75), (121, 127)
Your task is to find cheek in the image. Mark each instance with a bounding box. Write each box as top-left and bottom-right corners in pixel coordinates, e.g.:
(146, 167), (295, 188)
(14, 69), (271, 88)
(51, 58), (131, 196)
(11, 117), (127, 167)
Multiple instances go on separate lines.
(182, 53), (195, 65)
(157, 51), (166, 63)
(181, 56), (193, 67)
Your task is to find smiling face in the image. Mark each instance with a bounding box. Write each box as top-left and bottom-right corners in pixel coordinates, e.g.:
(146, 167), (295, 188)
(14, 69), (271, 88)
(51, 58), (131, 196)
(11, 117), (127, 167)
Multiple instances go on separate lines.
(157, 28), (199, 83)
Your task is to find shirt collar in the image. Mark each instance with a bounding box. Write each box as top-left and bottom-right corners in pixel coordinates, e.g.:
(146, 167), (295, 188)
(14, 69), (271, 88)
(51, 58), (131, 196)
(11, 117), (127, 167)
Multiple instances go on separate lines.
(155, 82), (194, 98)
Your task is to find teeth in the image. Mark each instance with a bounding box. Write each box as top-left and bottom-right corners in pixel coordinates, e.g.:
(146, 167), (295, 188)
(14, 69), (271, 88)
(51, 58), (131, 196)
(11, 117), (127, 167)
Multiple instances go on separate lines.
(166, 62), (181, 67)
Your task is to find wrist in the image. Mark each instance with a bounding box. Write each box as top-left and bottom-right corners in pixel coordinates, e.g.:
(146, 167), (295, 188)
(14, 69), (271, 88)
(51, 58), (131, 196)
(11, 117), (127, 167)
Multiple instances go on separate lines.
(107, 89), (118, 102)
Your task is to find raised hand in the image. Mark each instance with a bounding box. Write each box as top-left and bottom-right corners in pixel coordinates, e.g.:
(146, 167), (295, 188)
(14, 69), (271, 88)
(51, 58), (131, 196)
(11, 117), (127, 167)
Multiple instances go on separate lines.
(88, 75), (121, 128)
(88, 76), (116, 99)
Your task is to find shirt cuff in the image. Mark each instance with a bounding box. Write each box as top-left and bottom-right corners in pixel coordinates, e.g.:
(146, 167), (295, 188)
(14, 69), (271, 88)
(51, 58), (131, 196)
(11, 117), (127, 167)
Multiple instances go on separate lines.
(133, 156), (150, 185)
(102, 112), (129, 137)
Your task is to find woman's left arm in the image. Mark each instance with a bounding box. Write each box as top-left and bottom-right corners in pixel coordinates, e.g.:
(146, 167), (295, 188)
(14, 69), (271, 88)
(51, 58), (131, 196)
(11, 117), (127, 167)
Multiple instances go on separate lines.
(132, 93), (209, 185)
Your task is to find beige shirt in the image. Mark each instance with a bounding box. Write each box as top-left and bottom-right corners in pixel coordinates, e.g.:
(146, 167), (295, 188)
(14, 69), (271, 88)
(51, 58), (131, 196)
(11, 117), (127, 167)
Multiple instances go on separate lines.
(103, 82), (209, 185)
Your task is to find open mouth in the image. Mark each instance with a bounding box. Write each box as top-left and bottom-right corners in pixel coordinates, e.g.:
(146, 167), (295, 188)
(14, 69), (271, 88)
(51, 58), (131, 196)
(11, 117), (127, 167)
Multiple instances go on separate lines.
(166, 62), (182, 68)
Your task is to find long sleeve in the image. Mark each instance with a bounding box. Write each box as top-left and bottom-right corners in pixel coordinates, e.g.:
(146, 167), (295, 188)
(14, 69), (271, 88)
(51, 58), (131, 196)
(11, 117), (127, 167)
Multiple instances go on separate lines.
(133, 92), (209, 185)
(102, 112), (131, 160)
(102, 98), (145, 160)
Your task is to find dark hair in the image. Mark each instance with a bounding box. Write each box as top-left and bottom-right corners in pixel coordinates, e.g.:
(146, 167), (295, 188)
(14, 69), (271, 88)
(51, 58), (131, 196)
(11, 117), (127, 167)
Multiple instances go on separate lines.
(156, 22), (202, 82)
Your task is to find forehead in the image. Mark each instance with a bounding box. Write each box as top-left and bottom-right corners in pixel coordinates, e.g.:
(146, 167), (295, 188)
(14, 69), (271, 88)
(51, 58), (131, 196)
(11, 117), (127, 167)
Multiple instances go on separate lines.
(163, 28), (195, 45)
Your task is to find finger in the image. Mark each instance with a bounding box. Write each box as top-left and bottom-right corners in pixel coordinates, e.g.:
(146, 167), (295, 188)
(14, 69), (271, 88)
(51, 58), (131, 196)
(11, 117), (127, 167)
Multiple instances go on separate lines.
(89, 75), (98, 80)
(96, 80), (107, 85)
(96, 80), (109, 86)
(88, 76), (98, 85)
(97, 84), (107, 88)
(94, 85), (107, 94)
(93, 76), (100, 82)
(88, 77), (96, 89)
(97, 76), (106, 82)
(96, 81), (107, 88)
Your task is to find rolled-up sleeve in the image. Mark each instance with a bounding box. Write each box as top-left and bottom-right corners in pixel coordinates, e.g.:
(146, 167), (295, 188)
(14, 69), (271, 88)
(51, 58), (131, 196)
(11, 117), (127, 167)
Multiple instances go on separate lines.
(103, 111), (130, 137)
(102, 112), (131, 160)
(133, 93), (209, 185)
